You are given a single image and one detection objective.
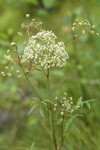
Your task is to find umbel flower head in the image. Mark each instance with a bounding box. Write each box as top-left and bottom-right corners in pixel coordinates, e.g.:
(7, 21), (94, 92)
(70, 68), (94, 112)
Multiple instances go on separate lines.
(22, 30), (69, 69)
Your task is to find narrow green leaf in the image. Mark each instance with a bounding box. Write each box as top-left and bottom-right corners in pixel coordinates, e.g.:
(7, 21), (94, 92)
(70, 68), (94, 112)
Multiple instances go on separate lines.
(44, 99), (54, 105)
(29, 142), (35, 150)
(64, 114), (82, 133)
(77, 96), (83, 106)
(85, 102), (91, 110)
(83, 99), (97, 103)
(27, 101), (38, 116)
(83, 99), (97, 109)
(39, 107), (45, 121)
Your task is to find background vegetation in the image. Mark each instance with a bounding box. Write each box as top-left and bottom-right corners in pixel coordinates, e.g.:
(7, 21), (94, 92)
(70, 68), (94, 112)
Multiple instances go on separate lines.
(0, 0), (100, 150)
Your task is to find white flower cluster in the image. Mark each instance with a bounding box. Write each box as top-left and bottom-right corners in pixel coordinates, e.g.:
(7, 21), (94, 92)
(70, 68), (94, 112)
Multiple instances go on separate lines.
(71, 19), (100, 36)
(1, 49), (22, 78)
(21, 30), (69, 69)
(4, 54), (13, 62)
(54, 92), (81, 116)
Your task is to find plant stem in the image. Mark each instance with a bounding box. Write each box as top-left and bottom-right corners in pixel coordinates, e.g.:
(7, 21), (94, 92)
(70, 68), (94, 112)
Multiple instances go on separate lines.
(50, 110), (57, 150)
(58, 114), (65, 150)
(46, 68), (57, 150)
(46, 68), (51, 96)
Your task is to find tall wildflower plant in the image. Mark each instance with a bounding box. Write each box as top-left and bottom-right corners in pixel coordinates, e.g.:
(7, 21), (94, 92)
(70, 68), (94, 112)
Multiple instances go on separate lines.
(1, 15), (98, 150)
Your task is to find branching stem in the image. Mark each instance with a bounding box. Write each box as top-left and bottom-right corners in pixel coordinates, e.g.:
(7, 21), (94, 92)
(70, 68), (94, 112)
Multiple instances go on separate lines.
(14, 45), (43, 101)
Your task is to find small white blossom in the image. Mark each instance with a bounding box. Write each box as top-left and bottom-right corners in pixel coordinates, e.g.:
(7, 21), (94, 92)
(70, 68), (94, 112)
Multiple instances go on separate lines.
(79, 22), (83, 26)
(11, 42), (16, 46)
(73, 23), (76, 26)
(55, 97), (58, 100)
(92, 25), (95, 28)
(7, 73), (12, 76)
(87, 22), (90, 26)
(18, 32), (22, 36)
(54, 103), (57, 107)
(69, 97), (72, 100)
(84, 22), (87, 25)
(16, 70), (20, 73)
(71, 109), (74, 113)
(72, 27), (75, 31)
(63, 97), (66, 100)
(1, 72), (6, 76)
(75, 19), (79, 22)
(61, 112), (64, 116)
(70, 101), (73, 104)
(7, 49), (10, 53)
(64, 92), (67, 96)
(96, 33), (99, 36)
(4, 54), (13, 61)
(26, 14), (30, 18)
(17, 75), (22, 78)
(53, 107), (56, 111)
(62, 104), (65, 107)
(5, 66), (8, 69)
(85, 19), (89, 23)
(77, 105), (80, 108)
(91, 31), (94, 34)
(82, 30), (85, 34)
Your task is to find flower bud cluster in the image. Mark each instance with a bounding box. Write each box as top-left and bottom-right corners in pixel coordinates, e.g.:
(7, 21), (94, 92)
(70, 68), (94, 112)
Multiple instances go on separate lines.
(71, 19), (99, 36)
(53, 92), (81, 116)
(21, 30), (69, 69)
(1, 49), (22, 78)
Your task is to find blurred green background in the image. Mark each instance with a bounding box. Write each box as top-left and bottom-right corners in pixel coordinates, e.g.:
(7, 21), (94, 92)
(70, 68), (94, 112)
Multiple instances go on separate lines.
(0, 0), (100, 150)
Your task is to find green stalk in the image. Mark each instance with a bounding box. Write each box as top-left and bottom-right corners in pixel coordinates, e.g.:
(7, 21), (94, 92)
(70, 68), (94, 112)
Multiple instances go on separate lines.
(58, 113), (65, 150)
(50, 110), (57, 150)
(46, 68), (57, 150)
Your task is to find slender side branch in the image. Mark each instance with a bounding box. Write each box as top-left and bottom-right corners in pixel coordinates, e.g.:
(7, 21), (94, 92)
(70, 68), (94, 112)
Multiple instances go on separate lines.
(14, 45), (43, 101)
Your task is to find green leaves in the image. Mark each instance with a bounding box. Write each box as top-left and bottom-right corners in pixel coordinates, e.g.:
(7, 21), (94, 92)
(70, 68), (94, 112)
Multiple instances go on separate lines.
(77, 96), (83, 106)
(76, 96), (93, 109)
(44, 98), (54, 105)
(56, 118), (63, 125)
(27, 100), (39, 116)
(85, 102), (91, 110)
(83, 99), (97, 110)
(28, 142), (35, 150)
(39, 107), (45, 121)
(64, 114), (82, 133)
